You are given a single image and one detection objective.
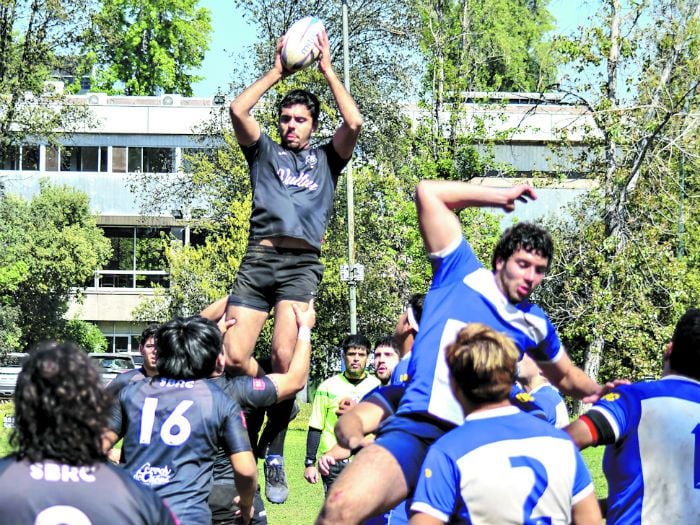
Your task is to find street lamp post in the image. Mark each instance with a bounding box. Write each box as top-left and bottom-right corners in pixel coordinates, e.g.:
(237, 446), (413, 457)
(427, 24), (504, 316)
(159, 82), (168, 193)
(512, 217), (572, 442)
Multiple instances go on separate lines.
(339, 0), (362, 334)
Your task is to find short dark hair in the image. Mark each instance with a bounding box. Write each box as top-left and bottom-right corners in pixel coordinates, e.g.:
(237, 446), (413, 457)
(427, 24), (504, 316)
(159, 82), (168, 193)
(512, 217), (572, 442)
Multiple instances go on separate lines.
(446, 323), (519, 405)
(374, 335), (399, 356)
(670, 308), (700, 380)
(140, 323), (160, 346)
(278, 89), (320, 126)
(491, 222), (554, 271)
(156, 316), (222, 380)
(342, 334), (371, 354)
(12, 341), (111, 465)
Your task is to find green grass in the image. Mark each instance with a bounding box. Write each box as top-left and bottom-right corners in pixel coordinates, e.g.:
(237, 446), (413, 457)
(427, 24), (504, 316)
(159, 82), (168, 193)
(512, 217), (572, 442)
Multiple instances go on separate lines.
(0, 401), (608, 524)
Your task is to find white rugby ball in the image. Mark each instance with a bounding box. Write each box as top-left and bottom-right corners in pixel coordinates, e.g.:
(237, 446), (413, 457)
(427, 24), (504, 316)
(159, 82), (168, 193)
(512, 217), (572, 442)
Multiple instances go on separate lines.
(281, 16), (325, 72)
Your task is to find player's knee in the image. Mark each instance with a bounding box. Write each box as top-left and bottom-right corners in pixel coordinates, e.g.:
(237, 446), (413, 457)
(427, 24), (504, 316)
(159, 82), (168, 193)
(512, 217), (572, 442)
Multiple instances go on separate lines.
(317, 485), (359, 525)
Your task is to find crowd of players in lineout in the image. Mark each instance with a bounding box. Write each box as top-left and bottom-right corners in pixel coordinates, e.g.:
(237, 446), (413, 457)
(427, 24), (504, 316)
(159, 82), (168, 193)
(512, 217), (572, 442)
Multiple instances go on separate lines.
(0, 27), (698, 525)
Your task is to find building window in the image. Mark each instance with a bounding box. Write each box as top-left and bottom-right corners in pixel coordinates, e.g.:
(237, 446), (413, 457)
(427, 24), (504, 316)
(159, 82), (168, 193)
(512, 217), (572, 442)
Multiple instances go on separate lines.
(104, 333), (141, 353)
(46, 146), (107, 172)
(0, 145), (37, 170)
(127, 147), (174, 173)
(94, 226), (170, 289)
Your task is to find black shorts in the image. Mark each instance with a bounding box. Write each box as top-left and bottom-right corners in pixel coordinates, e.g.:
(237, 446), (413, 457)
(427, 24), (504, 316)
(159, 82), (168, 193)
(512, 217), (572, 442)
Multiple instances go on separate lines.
(209, 483), (267, 525)
(321, 458), (349, 494)
(229, 242), (324, 312)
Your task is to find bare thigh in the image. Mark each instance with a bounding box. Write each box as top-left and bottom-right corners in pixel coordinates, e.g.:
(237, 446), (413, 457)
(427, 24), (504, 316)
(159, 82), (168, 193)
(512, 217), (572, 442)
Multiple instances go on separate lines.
(224, 304), (268, 375)
(316, 444), (408, 525)
(271, 299), (310, 373)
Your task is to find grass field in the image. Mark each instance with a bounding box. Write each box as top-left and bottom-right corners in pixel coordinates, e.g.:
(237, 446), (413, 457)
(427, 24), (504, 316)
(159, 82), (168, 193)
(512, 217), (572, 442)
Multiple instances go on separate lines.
(0, 401), (608, 524)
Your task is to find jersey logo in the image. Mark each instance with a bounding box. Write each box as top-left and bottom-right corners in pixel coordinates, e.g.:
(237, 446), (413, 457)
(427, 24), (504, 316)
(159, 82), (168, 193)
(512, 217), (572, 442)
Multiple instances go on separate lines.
(399, 373), (409, 383)
(133, 462), (173, 486)
(601, 392), (620, 402)
(252, 378), (266, 391)
(424, 468), (432, 478)
(305, 153), (318, 169)
(515, 392), (535, 403)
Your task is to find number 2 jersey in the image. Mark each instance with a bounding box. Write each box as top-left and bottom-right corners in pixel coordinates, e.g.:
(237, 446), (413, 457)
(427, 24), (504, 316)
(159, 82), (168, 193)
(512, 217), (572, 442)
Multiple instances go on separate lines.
(398, 237), (564, 426)
(411, 406), (593, 524)
(0, 457), (176, 525)
(110, 376), (252, 524)
(579, 375), (700, 524)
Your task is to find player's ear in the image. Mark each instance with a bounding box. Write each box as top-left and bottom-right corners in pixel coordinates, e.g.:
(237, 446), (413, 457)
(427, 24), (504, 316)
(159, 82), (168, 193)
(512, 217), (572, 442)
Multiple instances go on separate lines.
(663, 342), (673, 362)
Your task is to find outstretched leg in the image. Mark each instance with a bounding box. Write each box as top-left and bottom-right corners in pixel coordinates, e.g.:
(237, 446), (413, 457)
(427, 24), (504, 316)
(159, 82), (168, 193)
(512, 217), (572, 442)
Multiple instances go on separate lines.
(316, 444), (408, 525)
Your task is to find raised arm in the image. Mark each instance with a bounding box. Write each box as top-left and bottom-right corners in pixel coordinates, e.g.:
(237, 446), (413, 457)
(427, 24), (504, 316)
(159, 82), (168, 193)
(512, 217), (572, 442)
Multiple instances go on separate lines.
(229, 37), (286, 147)
(316, 30), (363, 160)
(415, 180), (538, 254)
(267, 301), (316, 400)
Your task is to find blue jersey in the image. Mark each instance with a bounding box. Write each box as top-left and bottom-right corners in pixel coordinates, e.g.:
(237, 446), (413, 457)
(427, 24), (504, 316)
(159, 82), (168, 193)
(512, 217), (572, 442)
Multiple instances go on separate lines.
(530, 383), (569, 428)
(583, 375), (700, 524)
(398, 238), (563, 425)
(390, 353), (411, 386)
(110, 376), (252, 524)
(412, 406), (593, 524)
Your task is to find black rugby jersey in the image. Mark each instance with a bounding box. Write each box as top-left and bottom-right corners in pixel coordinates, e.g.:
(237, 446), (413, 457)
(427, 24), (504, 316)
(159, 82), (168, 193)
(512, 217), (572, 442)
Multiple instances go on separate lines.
(0, 456), (176, 524)
(111, 376), (251, 524)
(242, 133), (348, 250)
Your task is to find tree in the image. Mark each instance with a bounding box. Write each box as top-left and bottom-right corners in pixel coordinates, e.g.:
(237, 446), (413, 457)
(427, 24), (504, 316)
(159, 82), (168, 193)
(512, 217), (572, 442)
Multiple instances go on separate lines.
(0, 180), (111, 351)
(415, 0), (559, 158)
(85, 0), (212, 96)
(537, 0), (700, 398)
(0, 0), (92, 167)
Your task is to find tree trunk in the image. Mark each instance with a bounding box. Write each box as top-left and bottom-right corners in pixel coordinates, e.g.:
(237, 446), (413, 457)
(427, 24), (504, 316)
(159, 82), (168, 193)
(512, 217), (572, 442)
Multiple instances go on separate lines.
(575, 334), (603, 416)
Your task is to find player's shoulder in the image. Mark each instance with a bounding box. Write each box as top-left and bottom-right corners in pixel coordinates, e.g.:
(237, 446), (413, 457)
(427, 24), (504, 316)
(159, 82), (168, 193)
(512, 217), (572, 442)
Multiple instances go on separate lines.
(0, 454), (17, 478)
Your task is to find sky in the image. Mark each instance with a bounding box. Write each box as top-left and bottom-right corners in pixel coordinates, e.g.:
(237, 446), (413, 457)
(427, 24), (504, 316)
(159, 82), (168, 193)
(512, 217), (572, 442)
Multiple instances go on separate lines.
(191, 0), (598, 98)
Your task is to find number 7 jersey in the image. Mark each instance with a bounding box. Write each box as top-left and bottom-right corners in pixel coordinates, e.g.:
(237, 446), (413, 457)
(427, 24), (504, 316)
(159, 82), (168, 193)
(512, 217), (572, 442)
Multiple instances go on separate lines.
(110, 377), (252, 524)
(581, 375), (700, 524)
(411, 406), (593, 524)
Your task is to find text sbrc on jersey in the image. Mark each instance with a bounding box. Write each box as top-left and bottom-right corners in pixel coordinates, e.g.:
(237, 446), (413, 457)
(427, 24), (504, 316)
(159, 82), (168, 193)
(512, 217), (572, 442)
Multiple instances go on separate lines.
(30, 463), (96, 483)
(159, 378), (195, 389)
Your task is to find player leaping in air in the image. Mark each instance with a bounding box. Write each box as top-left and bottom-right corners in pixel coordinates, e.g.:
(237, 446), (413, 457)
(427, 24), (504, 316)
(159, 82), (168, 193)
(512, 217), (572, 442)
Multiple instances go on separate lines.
(202, 28), (362, 504)
(316, 180), (618, 524)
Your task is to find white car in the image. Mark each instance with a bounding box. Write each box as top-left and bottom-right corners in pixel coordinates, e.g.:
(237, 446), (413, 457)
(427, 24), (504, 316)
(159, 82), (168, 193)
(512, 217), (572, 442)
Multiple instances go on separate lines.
(89, 353), (136, 385)
(0, 353), (29, 397)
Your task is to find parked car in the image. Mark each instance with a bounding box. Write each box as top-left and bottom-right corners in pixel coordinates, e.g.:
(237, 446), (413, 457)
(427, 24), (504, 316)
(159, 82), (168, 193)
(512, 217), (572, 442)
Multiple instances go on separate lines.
(89, 353), (136, 385)
(122, 351), (144, 367)
(0, 353), (29, 397)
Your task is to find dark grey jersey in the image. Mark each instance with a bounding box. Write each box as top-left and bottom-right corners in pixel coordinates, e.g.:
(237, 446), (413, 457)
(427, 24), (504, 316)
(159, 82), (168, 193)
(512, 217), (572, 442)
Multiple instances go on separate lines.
(209, 375), (278, 483)
(111, 376), (252, 524)
(106, 367), (146, 397)
(242, 133), (348, 250)
(0, 456), (176, 525)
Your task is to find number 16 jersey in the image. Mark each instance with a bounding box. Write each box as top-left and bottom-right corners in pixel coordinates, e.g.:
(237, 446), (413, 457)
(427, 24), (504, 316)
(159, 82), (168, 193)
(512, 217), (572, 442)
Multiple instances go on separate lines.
(110, 377), (252, 524)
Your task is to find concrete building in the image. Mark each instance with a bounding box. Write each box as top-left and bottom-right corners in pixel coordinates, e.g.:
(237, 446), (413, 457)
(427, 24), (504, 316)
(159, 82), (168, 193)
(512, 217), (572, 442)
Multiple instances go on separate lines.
(0, 91), (597, 350)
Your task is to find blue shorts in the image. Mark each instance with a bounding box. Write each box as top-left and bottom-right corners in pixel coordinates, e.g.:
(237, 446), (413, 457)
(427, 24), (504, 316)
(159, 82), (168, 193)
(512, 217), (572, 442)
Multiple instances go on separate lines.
(229, 242), (323, 312)
(374, 414), (455, 493)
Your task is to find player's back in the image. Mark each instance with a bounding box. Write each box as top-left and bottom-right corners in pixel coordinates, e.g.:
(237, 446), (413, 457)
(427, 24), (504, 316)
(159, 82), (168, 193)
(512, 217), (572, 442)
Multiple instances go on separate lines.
(413, 407), (592, 524)
(0, 456), (175, 524)
(114, 376), (249, 524)
(592, 376), (700, 524)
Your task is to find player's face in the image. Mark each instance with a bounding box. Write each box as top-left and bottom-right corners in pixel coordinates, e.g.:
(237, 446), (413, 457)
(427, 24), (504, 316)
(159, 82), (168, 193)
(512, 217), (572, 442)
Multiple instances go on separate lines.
(139, 336), (158, 376)
(279, 104), (315, 150)
(343, 347), (369, 379)
(373, 346), (399, 384)
(494, 248), (549, 304)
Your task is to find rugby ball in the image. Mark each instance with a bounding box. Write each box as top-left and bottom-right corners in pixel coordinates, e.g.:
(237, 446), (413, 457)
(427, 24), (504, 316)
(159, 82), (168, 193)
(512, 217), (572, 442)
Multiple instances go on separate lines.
(281, 16), (325, 72)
